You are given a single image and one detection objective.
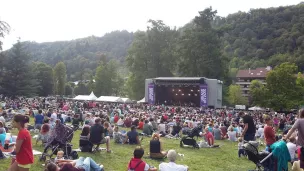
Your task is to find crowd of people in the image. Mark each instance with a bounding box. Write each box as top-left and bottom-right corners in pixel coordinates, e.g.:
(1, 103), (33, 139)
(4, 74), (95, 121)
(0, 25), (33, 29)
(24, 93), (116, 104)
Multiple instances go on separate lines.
(0, 96), (303, 171)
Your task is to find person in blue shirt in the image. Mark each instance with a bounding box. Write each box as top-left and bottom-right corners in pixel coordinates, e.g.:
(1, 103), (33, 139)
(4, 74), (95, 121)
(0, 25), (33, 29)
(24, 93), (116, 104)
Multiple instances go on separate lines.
(34, 110), (44, 130)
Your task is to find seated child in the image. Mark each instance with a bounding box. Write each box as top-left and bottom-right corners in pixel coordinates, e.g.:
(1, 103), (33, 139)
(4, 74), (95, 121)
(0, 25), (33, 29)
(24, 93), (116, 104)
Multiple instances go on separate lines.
(287, 136), (297, 162)
(238, 137), (246, 157)
(113, 126), (126, 144)
(36, 119), (50, 145)
(54, 150), (65, 162)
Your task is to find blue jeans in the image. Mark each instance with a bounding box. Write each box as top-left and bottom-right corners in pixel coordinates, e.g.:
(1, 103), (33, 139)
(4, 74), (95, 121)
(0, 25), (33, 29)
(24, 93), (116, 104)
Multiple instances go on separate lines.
(75, 157), (103, 171)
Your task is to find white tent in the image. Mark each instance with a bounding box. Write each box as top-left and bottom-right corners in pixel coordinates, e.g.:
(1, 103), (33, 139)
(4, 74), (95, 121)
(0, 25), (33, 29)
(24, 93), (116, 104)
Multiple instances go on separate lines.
(88, 92), (97, 100)
(96, 96), (123, 103)
(122, 98), (132, 103)
(137, 98), (146, 103)
(248, 106), (264, 111)
(73, 92), (97, 101)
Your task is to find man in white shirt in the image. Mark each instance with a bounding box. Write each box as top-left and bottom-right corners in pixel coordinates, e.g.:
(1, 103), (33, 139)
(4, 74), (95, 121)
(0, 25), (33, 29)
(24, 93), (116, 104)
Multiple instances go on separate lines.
(159, 149), (188, 171)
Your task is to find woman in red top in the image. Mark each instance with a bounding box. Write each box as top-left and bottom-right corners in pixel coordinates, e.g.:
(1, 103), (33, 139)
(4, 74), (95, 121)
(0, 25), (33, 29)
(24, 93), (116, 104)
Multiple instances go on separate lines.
(264, 116), (276, 148)
(9, 114), (34, 171)
(137, 119), (144, 130)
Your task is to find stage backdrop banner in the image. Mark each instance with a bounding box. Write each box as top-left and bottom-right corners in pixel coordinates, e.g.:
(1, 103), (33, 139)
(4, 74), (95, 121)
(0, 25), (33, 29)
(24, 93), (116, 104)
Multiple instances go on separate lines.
(200, 85), (208, 107)
(148, 83), (155, 104)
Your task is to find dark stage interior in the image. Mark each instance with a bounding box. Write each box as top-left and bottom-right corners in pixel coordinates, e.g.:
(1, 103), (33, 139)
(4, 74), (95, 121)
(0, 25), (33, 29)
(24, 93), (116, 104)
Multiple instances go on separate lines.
(155, 85), (200, 106)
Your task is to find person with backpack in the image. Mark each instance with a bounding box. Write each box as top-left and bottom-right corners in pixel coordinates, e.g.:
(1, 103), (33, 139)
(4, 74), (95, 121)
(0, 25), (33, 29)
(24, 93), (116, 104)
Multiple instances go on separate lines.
(128, 146), (157, 171)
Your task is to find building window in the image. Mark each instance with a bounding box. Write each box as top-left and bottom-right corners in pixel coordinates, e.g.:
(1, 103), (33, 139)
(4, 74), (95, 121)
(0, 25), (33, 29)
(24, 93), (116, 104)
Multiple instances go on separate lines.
(244, 90), (248, 94)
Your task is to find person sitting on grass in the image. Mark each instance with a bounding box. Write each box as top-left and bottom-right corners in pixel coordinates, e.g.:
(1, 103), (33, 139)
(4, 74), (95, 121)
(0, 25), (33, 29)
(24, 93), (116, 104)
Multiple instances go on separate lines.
(72, 114), (80, 128)
(45, 157), (104, 171)
(89, 118), (111, 153)
(128, 146), (157, 171)
(203, 127), (215, 147)
(124, 125), (140, 145)
(113, 126), (127, 144)
(36, 119), (51, 145)
(159, 149), (188, 171)
(143, 120), (154, 136)
(150, 133), (167, 159)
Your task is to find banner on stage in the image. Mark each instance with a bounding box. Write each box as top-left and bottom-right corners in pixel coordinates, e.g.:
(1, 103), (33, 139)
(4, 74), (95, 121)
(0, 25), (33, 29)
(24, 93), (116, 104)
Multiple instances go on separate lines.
(200, 85), (208, 107)
(148, 83), (155, 104)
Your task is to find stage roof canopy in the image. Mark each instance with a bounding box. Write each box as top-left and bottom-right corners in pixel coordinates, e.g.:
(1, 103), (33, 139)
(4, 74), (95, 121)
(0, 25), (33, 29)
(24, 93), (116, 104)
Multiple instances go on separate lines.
(154, 77), (204, 81)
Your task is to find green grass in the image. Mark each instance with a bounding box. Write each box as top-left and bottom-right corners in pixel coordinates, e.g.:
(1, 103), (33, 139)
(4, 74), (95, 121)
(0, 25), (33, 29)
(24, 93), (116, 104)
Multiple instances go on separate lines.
(4, 117), (286, 171)
(0, 128), (261, 171)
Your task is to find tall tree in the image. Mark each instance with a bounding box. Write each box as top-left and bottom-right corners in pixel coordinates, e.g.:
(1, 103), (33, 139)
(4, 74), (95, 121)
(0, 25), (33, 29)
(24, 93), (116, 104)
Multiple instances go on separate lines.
(126, 20), (178, 99)
(265, 62), (300, 110)
(33, 62), (54, 96)
(54, 62), (67, 95)
(249, 80), (267, 107)
(228, 85), (248, 106)
(178, 7), (223, 78)
(0, 20), (10, 51)
(94, 59), (121, 96)
(0, 40), (37, 97)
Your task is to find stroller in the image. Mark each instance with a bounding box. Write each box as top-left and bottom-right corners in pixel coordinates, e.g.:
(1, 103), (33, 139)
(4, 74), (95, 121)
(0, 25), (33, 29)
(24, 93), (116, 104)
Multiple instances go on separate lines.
(244, 141), (286, 171)
(180, 125), (202, 149)
(39, 124), (78, 162)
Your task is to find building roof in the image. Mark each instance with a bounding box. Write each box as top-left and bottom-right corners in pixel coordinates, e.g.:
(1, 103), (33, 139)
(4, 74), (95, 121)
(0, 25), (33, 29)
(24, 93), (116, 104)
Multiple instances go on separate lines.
(154, 77), (204, 81)
(236, 67), (270, 78)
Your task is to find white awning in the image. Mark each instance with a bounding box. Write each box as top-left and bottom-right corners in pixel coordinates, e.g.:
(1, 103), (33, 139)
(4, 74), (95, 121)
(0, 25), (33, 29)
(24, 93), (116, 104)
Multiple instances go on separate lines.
(122, 98), (132, 103)
(96, 96), (123, 103)
(73, 92), (97, 101)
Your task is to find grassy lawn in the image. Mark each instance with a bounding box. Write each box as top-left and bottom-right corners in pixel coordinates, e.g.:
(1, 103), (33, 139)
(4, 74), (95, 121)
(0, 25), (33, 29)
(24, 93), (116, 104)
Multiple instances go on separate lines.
(0, 127), (261, 171)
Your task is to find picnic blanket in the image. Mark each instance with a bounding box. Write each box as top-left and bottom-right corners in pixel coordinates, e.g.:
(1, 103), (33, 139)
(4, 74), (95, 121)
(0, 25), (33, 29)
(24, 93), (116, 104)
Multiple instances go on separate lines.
(3, 149), (42, 157)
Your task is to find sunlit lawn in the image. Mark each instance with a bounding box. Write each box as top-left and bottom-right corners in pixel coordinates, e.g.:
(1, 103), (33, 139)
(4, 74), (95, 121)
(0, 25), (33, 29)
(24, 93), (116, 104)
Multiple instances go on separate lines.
(0, 120), (267, 171)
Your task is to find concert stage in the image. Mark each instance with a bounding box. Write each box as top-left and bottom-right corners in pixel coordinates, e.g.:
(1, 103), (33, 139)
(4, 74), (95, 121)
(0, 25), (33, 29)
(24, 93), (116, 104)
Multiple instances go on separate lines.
(144, 77), (222, 108)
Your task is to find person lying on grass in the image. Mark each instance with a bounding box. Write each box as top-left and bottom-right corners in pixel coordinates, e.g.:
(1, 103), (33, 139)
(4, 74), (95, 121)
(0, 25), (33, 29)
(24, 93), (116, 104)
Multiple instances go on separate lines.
(45, 157), (104, 171)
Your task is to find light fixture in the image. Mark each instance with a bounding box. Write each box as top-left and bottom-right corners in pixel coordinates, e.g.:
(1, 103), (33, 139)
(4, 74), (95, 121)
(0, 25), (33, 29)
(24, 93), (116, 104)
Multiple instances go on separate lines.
(198, 90), (200, 92)
(191, 90), (193, 92)
(172, 89), (174, 92)
(175, 94), (178, 96)
(182, 94), (184, 96)
(195, 94), (197, 96)
(188, 94), (191, 96)
(178, 89), (181, 92)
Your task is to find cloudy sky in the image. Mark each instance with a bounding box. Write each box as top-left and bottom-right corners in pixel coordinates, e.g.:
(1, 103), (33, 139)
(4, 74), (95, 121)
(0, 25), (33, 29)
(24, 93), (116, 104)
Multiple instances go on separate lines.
(0, 0), (302, 50)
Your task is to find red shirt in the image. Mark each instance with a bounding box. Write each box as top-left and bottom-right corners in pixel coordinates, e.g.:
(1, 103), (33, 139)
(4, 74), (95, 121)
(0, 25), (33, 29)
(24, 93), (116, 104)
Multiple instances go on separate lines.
(138, 122), (144, 129)
(128, 158), (146, 171)
(205, 132), (214, 146)
(114, 115), (119, 123)
(264, 125), (276, 145)
(16, 129), (34, 165)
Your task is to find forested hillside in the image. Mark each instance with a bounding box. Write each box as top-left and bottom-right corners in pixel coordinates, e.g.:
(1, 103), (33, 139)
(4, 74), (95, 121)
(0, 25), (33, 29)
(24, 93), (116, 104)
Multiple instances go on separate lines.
(21, 30), (133, 81)
(214, 4), (304, 71)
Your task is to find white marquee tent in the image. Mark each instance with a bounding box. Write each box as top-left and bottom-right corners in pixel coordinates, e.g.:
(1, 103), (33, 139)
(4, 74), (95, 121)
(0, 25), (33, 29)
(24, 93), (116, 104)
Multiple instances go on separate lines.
(96, 96), (123, 103)
(122, 98), (132, 103)
(137, 98), (146, 103)
(248, 106), (264, 111)
(73, 92), (97, 101)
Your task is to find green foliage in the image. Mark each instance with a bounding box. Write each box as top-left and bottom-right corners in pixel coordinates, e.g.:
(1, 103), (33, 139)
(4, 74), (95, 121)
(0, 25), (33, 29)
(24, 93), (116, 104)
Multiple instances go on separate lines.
(249, 80), (267, 107)
(33, 62), (54, 96)
(0, 40), (38, 97)
(265, 62), (301, 110)
(228, 85), (248, 106)
(178, 7), (223, 79)
(126, 20), (179, 99)
(54, 62), (67, 95)
(0, 20), (10, 51)
(65, 83), (73, 96)
(214, 4), (304, 70)
(94, 59), (122, 96)
(74, 82), (89, 95)
(20, 31), (133, 81)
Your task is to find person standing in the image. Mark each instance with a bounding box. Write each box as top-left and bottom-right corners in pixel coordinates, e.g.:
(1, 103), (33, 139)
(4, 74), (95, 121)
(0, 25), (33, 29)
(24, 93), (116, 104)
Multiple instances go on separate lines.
(8, 114), (34, 171)
(239, 112), (256, 141)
